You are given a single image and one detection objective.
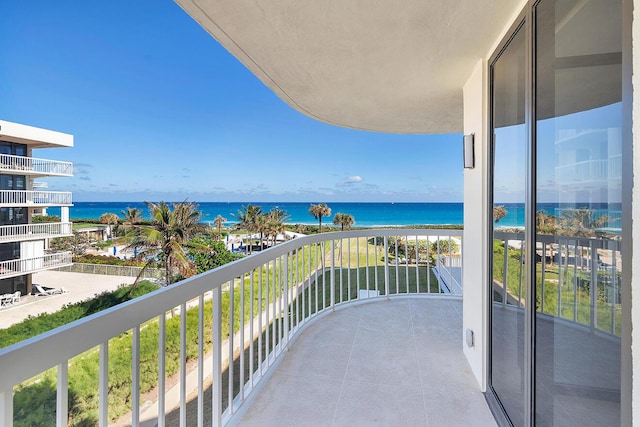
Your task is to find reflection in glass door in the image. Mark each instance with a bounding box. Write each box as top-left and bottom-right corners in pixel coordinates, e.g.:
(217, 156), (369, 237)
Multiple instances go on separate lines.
(534, 0), (622, 425)
(490, 23), (527, 427)
(488, 0), (623, 425)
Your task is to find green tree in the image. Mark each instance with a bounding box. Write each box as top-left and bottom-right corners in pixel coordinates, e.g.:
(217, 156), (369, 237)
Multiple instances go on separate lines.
(536, 209), (558, 234)
(99, 212), (119, 239)
(50, 231), (90, 256)
(264, 208), (289, 247)
(493, 205), (507, 223)
(132, 201), (204, 286)
(558, 207), (610, 237)
(187, 236), (242, 273)
(333, 212), (355, 231)
(309, 203), (331, 233)
(213, 214), (227, 240)
(121, 207), (142, 226)
(232, 204), (263, 253)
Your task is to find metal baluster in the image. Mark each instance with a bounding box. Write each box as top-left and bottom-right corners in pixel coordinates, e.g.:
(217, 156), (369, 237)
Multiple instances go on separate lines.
(180, 303), (187, 426)
(158, 314), (166, 427)
(212, 286), (222, 427)
(57, 362), (68, 427)
(99, 342), (109, 427)
(198, 295), (205, 427)
(132, 326), (140, 427)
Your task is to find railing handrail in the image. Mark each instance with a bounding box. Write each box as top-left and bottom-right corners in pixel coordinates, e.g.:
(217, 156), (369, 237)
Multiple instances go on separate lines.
(0, 189), (72, 195)
(0, 221), (72, 231)
(0, 153), (73, 175)
(0, 228), (459, 387)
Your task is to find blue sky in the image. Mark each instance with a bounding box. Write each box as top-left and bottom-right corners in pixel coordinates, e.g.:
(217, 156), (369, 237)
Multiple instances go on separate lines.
(0, 1), (463, 203)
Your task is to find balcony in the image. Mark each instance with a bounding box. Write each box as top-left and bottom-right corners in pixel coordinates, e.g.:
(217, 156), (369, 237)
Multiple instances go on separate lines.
(0, 252), (72, 280)
(0, 154), (73, 177)
(0, 226), (624, 426)
(0, 190), (72, 207)
(0, 222), (73, 243)
(0, 229), (474, 426)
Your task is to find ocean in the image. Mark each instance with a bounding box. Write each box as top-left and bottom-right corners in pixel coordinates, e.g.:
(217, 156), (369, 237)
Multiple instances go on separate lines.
(56, 202), (465, 228)
(49, 201), (621, 229)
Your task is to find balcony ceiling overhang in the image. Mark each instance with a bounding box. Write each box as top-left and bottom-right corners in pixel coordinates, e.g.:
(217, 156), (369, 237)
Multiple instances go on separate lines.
(0, 120), (73, 148)
(175, 0), (520, 134)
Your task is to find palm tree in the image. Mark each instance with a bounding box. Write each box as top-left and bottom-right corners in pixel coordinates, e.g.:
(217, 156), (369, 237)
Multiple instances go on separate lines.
(309, 203), (331, 233)
(558, 207), (610, 237)
(232, 204), (263, 253)
(133, 201), (204, 286)
(99, 212), (119, 239)
(213, 214), (227, 240)
(333, 212), (354, 231)
(122, 207), (143, 226)
(265, 208), (288, 247)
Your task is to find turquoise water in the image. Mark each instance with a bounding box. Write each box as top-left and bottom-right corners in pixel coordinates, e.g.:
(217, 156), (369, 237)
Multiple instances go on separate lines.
(56, 202), (465, 227)
(49, 201), (620, 229)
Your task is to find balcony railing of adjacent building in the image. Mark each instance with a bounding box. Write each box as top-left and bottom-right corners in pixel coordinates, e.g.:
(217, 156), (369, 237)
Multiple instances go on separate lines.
(0, 229), (462, 427)
(0, 222), (73, 243)
(0, 190), (72, 206)
(554, 155), (622, 184)
(0, 154), (73, 177)
(0, 251), (72, 280)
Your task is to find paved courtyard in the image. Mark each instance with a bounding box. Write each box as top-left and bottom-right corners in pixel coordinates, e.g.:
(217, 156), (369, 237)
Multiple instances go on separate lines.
(0, 270), (136, 329)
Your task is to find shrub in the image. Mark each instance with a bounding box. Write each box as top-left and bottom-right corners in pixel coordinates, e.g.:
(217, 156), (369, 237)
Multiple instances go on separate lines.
(0, 281), (158, 349)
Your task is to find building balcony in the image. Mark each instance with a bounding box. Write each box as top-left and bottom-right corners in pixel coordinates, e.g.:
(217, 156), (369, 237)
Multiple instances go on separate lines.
(0, 251), (72, 280)
(0, 228), (621, 426)
(0, 222), (73, 243)
(0, 154), (73, 177)
(0, 190), (72, 207)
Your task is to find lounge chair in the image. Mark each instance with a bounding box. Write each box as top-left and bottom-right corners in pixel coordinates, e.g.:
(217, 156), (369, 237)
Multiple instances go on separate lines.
(11, 291), (20, 304)
(0, 293), (12, 306)
(34, 285), (63, 296)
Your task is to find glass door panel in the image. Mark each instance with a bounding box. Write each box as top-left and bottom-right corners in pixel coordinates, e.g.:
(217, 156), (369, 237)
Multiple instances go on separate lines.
(534, 0), (622, 425)
(490, 23), (527, 426)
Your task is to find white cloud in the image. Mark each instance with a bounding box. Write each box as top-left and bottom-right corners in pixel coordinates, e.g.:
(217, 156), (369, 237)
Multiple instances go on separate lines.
(337, 175), (364, 187)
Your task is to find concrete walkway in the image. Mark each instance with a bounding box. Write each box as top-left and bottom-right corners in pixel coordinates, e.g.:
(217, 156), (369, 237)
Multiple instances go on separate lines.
(0, 270), (135, 329)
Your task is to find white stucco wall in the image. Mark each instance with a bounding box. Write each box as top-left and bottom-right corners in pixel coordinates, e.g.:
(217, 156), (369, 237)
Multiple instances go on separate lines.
(462, 60), (488, 390)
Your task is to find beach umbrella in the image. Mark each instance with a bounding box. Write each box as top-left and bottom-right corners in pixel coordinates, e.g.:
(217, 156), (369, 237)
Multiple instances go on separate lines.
(232, 243), (235, 252)
(113, 246), (117, 256)
(134, 247), (138, 257)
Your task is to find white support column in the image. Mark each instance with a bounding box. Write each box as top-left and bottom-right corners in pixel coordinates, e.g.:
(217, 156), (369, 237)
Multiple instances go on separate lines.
(61, 206), (69, 223)
(462, 59), (488, 391)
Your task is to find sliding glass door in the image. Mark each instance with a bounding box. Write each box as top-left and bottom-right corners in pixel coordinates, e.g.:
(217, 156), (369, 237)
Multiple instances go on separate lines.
(534, 0), (622, 425)
(490, 21), (527, 427)
(489, 1), (622, 425)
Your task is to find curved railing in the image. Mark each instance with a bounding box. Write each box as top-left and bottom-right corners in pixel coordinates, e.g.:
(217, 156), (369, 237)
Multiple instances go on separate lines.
(493, 231), (622, 337)
(0, 229), (461, 427)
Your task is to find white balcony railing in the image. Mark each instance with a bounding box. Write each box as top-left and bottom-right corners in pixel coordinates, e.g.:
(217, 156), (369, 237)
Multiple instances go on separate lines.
(0, 251), (72, 280)
(0, 190), (72, 206)
(0, 222), (72, 242)
(555, 159), (613, 183)
(493, 230), (622, 336)
(0, 154), (73, 176)
(0, 229), (462, 427)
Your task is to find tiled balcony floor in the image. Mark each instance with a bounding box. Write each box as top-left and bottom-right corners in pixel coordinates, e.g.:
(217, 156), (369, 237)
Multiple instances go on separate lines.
(236, 298), (496, 426)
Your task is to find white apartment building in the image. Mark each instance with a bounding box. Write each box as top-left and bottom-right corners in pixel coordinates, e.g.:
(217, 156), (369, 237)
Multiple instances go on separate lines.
(0, 120), (73, 296)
